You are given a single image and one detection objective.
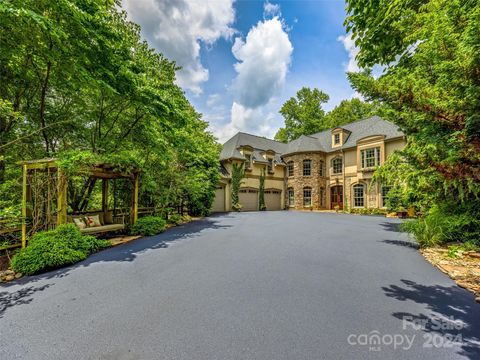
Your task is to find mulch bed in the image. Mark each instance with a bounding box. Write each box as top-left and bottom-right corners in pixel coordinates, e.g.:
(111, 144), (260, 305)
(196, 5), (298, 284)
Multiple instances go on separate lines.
(421, 247), (480, 302)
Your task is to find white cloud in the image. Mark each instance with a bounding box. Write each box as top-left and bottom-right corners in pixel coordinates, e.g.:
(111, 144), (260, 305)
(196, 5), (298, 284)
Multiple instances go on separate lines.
(209, 15), (292, 142)
(338, 33), (360, 73)
(232, 17), (293, 109)
(206, 93), (222, 108)
(263, 1), (281, 17)
(122, 0), (235, 94)
(210, 102), (278, 143)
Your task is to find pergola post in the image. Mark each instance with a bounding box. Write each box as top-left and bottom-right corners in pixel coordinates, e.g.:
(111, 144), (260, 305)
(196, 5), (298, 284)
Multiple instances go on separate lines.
(57, 168), (68, 225)
(131, 173), (139, 225)
(102, 179), (109, 221)
(21, 164), (27, 248)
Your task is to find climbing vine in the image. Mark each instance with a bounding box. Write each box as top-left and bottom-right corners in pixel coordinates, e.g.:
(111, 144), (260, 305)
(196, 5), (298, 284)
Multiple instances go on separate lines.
(259, 168), (266, 211)
(231, 163), (244, 211)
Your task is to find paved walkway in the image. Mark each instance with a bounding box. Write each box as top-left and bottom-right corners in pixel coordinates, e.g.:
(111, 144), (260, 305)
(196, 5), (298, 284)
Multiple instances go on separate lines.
(1, 212), (479, 359)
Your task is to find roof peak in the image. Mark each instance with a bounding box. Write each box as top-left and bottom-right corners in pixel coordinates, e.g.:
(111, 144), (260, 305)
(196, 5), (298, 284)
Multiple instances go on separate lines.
(235, 131), (284, 144)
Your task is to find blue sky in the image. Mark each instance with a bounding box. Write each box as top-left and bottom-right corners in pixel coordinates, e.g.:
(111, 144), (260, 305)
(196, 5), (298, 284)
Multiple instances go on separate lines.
(122, 0), (358, 142)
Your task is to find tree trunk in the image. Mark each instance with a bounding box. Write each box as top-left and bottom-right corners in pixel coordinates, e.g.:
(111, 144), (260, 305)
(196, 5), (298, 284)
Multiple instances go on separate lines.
(39, 61), (52, 155)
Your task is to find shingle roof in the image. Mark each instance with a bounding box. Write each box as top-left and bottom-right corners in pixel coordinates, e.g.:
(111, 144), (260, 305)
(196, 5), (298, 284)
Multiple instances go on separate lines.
(219, 132), (287, 161)
(284, 135), (325, 154)
(219, 117), (404, 160)
(308, 116), (404, 152)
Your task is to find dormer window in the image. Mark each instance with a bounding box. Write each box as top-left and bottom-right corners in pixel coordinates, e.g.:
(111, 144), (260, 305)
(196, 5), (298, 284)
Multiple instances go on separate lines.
(244, 154), (252, 170)
(267, 158), (274, 173)
(334, 133), (340, 145)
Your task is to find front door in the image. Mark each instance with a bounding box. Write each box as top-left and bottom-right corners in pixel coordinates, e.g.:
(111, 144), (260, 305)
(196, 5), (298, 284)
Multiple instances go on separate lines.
(330, 185), (343, 210)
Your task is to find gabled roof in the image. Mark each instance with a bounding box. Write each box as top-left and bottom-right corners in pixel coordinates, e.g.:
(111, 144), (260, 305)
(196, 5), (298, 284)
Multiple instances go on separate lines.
(219, 132), (287, 161)
(219, 117), (405, 161)
(309, 116), (404, 151)
(284, 135), (325, 155)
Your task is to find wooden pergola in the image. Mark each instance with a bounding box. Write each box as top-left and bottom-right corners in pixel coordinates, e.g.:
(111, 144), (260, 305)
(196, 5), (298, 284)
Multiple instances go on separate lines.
(20, 158), (140, 248)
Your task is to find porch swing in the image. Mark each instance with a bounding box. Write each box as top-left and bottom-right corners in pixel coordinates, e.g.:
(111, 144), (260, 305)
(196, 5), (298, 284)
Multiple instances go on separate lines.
(20, 158), (140, 248)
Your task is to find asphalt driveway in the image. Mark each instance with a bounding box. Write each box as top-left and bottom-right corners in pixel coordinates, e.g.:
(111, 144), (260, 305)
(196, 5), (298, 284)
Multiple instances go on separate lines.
(1, 212), (479, 359)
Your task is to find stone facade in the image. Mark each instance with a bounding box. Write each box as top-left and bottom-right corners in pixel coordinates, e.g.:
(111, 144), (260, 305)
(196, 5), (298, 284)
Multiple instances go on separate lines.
(283, 153), (327, 210)
(217, 117), (407, 212)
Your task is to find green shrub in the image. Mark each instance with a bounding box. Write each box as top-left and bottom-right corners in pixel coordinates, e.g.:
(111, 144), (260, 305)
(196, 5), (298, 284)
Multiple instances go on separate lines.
(347, 208), (387, 216)
(401, 203), (480, 247)
(181, 214), (192, 223)
(168, 213), (182, 225)
(11, 224), (110, 275)
(130, 216), (166, 236)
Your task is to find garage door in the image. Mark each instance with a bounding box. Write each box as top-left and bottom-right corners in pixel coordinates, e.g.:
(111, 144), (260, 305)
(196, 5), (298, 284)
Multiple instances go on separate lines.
(212, 186), (225, 212)
(239, 188), (258, 211)
(265, 189), (282, 210)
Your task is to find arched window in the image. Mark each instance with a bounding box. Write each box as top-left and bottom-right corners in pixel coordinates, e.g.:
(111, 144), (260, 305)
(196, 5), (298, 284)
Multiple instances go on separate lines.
(353, 184), (365, 208)
(332, 157), (342, 174)
(287, 161), (294, 177)
(303, 187), (312, 206)
(303, 159), (312, 176)
(287, 188), (294, 206)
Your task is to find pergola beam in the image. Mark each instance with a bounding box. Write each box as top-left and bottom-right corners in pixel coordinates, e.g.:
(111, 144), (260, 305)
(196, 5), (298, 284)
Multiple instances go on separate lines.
(57, 168), (68, 225)
(131, 174), (139, 225)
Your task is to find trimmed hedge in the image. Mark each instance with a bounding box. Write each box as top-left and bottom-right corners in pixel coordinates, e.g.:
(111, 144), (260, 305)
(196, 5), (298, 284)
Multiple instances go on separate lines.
(11, 224), (110, 275)
(130, 216), (166, 236)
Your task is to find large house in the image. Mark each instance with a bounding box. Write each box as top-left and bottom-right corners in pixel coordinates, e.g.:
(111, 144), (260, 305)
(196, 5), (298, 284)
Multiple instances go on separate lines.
(213, 116), (406, 212)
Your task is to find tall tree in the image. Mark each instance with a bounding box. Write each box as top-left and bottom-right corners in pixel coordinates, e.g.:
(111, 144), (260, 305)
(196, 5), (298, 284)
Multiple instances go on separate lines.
(274, 87), (329, 142)
(324, 98), (379, 128)
(0, 0), (220, 218)
(345, 0), (480, 199)
(346, 0), (480, 243)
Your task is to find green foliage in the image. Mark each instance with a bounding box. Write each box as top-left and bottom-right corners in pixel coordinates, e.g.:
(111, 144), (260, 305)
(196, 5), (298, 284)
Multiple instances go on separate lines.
(168, 213), (182, 225)
(274, 87), (379, 142)
(181, 214), (192, 223)
(0, 0), (220, 221)
(231, 163), (244, 211)
(258, 168), (266, 211)
(274, 87), (330, 142)
(401, 203), (480, 247)
(447, 242), (479, 258)
(324, 98), (381, 128)
(11, 224), (110, 275)
(130, 216), (166, 236)
(347, 0), (480, 245)
(345, 208), (387, 216)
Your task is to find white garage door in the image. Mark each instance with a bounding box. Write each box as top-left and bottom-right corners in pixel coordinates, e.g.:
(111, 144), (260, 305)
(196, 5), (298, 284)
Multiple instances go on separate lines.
(239, 188), (258, 211)
(212, 186), (225, 212)
(265, 189), (282, 210)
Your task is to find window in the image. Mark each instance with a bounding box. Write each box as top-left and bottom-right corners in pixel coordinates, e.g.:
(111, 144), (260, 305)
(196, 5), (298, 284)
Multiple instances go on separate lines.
(334, 133), (340, 145)
(244, 154), (252, 169)
(287, 161), (294, 177)
(303, 187), (312, 206)
(353, 184), (365, 207)
(361, 147), (381, 168)
(303, 159), (312, 176)
(287, 188), (294, 206)
(319, 160), (325, 177)
(267, 158), (274, 173)
(332, 157), (343, 174)
(381, 186), (392, 208)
